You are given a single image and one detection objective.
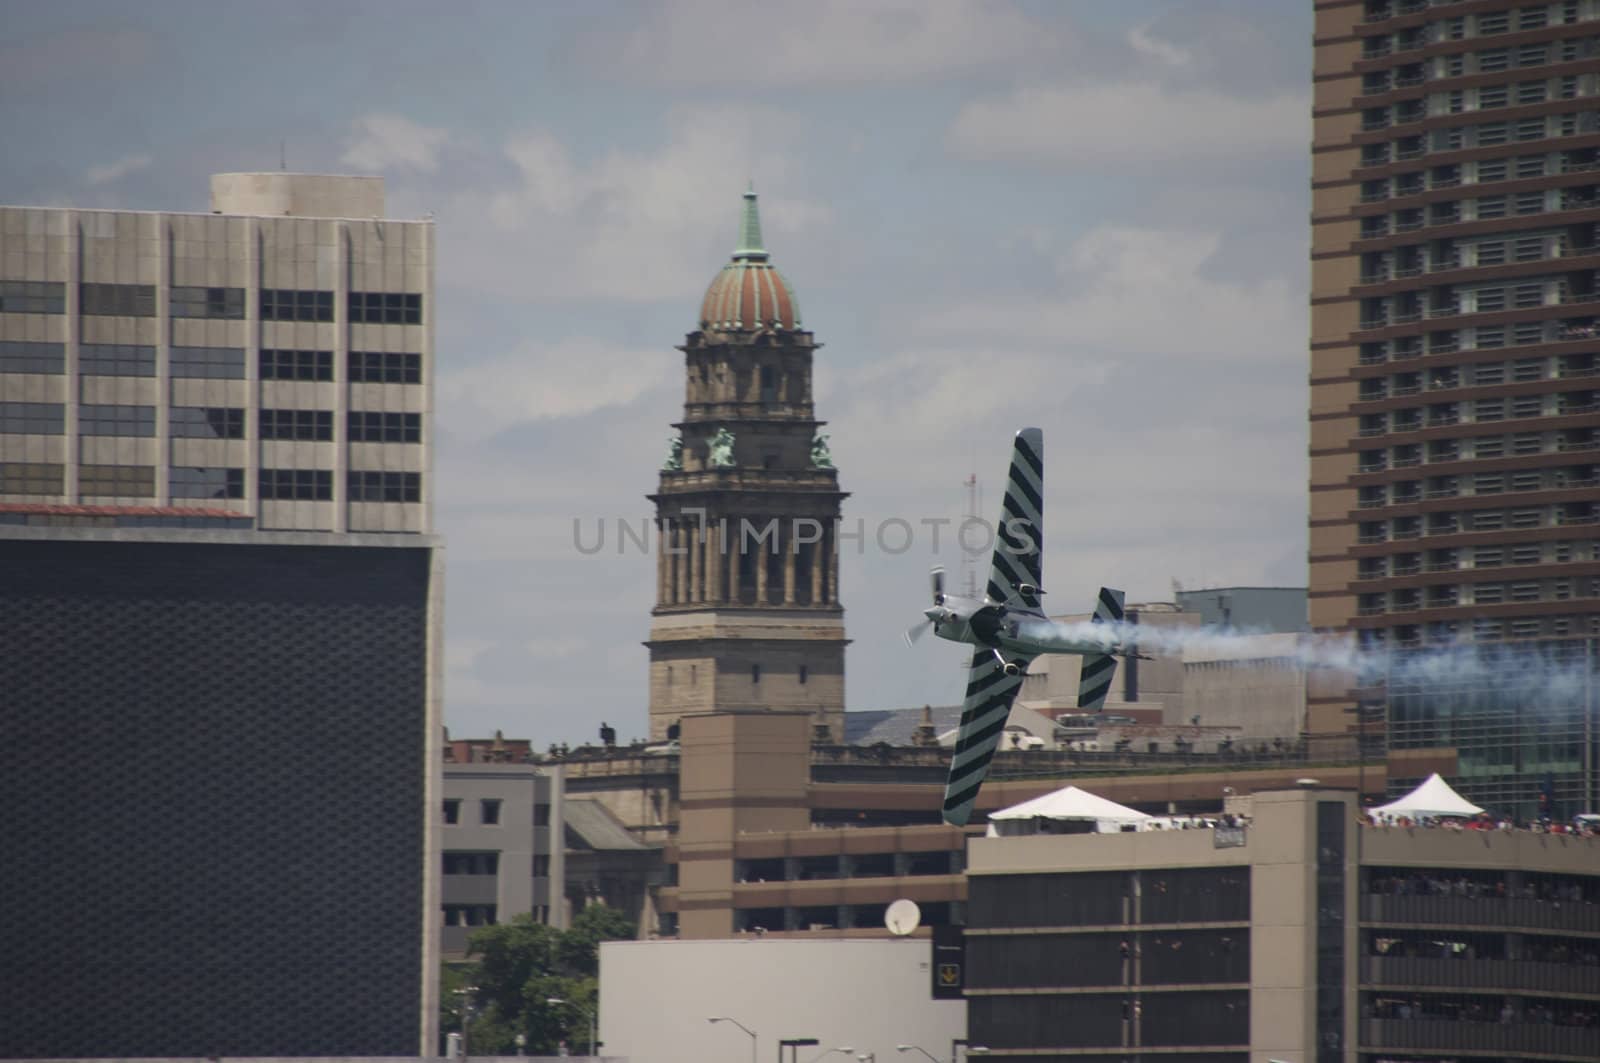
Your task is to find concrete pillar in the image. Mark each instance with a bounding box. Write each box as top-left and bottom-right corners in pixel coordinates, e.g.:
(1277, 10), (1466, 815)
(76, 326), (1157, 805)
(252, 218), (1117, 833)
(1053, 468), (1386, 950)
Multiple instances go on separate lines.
(809, 540), (823, 605)
(826, 523), (839, 604)
(656, 517), (668, 605)
(728, 516), (742, 603)
(705, 520), (721, 603)
(755, 522), (769, 604)
(783, 524), (797, 605)
(671, 520), (685, 604)
(687, 516), (700, 603)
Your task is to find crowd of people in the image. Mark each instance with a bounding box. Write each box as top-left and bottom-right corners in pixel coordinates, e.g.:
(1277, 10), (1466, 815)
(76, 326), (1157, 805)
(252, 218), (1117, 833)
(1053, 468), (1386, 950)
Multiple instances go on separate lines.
(1362, 811), (1600, 836)
(1369, 995), (1600, 1028)
(1367, 869), (1593, 903)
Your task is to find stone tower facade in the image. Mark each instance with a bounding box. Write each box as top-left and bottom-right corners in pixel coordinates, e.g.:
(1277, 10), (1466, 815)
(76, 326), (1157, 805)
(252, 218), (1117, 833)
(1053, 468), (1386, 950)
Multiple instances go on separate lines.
(645, 188), (847, 742)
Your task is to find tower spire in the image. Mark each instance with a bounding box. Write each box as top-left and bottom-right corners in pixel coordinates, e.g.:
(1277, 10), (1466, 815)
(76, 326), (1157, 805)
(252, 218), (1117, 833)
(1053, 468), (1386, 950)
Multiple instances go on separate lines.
(734, 183), (768, 260)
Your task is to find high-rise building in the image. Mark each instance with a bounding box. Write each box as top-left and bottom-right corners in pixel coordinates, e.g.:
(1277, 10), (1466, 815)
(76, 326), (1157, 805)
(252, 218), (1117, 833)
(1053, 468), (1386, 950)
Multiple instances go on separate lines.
(966, 786), (1600, 1061)
(1309, 2), (1600, 812)
(0, 174), (441, 1056)
(645, 187), (848, 742)
(0, 172), (432, 531)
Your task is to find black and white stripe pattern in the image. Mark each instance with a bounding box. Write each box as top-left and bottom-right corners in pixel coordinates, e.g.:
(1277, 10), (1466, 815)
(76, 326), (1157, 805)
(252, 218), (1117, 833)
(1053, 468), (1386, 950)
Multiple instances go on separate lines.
(985, 427), (1043, 609)
(941, 647), (1036, 826)
(1076, 587), (1126, 711)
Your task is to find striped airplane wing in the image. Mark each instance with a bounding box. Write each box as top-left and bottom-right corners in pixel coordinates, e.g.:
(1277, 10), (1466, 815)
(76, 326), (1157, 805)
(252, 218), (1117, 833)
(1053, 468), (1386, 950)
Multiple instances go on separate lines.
(1076, 587), (1127, 711)
(941, 647), (1035, 827)
(985, 427), (1044, 609)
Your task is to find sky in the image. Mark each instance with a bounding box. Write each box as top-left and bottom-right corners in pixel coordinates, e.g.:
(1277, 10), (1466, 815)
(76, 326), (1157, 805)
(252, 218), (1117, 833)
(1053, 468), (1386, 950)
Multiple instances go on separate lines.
(0, 1), (1314, 747)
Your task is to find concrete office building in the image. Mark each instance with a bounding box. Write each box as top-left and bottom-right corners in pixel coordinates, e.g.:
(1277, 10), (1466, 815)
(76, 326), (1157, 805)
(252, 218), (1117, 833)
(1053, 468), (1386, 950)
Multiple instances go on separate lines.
(0, 172), (433, 531)
(441, 762), (566, 957)
(965, 785), (1600, 1061)
(1310, 1), (1600, 811)
(0, 528), (443, 1058)
(599, 938), (966, 1063)
(0, 174), (441, 1057)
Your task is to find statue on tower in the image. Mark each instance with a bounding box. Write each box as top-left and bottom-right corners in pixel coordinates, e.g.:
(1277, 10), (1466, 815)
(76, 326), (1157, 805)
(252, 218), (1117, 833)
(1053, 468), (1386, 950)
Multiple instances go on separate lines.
(810, 433), (834, 469)
(707, 427), (736, 468)
(662, 435), (684, 471)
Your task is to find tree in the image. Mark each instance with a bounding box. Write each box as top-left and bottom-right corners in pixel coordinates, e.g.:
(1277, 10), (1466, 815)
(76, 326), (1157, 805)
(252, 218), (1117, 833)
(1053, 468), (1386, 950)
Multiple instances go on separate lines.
(443, 905), (636, 1056)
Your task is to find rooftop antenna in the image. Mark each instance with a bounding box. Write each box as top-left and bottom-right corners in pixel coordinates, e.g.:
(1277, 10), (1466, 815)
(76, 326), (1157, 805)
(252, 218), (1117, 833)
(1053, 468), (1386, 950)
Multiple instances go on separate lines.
(960, 473), (982, 600)
(280, 139), (287, 172)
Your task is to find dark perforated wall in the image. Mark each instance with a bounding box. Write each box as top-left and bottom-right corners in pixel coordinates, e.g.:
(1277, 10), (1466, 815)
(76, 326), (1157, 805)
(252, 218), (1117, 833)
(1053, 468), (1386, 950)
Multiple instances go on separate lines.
(0, 537), (432, 1058)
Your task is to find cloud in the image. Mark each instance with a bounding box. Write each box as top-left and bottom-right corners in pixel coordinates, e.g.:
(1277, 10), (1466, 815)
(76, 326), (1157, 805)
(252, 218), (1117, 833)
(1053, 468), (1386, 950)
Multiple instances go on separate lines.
(1128, 23), (1192, 68)
(84, 153), (152, 186)
(435, 336), (675, 444)
(439, 104), (832, 303)
(0, 25), (154, 87)
(946, 81), (1309, 167)
(340, 114), (450, 173)
(907, 224), (1303, 364)
(596, 0), (1064, 86)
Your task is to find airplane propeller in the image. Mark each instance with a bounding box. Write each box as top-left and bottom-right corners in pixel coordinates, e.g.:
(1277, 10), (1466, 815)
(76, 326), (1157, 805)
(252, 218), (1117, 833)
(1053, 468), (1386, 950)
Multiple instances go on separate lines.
(904, 566), (949, 646)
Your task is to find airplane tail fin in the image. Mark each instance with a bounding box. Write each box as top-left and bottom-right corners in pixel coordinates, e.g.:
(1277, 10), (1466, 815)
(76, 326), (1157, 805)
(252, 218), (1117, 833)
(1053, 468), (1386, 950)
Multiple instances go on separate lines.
(1077, 588), (1127, 711)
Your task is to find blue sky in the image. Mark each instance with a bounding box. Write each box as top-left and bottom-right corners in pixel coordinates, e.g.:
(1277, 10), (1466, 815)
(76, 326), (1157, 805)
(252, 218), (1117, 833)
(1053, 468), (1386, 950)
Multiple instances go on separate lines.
(1, 1), (1314, 746)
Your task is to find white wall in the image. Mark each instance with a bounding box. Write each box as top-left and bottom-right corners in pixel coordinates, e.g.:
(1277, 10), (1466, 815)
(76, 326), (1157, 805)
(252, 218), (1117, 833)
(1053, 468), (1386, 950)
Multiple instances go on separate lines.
(600, 939), (965, 1063)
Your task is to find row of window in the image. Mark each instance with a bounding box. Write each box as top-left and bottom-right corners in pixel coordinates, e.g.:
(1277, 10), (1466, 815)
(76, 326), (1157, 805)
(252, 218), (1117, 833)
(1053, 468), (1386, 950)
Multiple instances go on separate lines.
(0, 282), (423, 322)
(1358, 467), (1597, 505)
(1361, 151), (1599, 205)
(1357, 186), (1596, 238)
(0, 342), (423, 382)
(1359, 319), (1600, 363)
(1363, 27), (1600, 65)
(1366, 614), (1600, 645)
(0, 462), (421, 501)
(441, 798), (552, 826)
(1357, 394), (1598, 427)
(1364, 75), (1594, 130)
(1358, 540), (1600, 577)
(1359, 504), (1596, 542)
(1358, 430), (1599, 471)
(0, 403), (418, 442)
(441, 852), (554, 878)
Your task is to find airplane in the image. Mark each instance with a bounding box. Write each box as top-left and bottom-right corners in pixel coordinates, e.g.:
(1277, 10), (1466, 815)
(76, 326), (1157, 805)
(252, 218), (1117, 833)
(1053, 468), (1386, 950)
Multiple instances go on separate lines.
(903, 427), (1150, 827)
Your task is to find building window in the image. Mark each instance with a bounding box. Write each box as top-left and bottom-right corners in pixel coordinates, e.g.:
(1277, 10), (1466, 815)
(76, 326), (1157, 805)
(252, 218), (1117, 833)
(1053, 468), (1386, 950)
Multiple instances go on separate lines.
(78, 404), (156, 437)
(78, 464), (155, 497)
(171, 345), (245, 380)
(480, 799), (502, 825)
(443, 799), (461, 824)
(0, 341), (64, 374)
(443, 851), (500, 876)
(534, 803), (551, 827)
(0, 462), (63, 495)
(348, 470), (420, 503)
(260, 349), (333, 382)
(80, 283), (155, 317)
(348, 410), (421, 443)
(258, 468), (332, 501)
(442, 904), (497, 927)
(0, 280), (65, 314)
(0, 402), (65, 435)
(169, 467), (244, 499)
(260, 408), (333, 441)
(79, 343), (156, 377)
(349, 350), (423, 383)
(169, 406), (245, 439)
(799, 664), (808, 685)
(533, 854), (551, 878)
(348, 290), (422, 324)
(752, 663), (761, 683)
(261, 288), (333, 322)
(170, 286), (244, 319)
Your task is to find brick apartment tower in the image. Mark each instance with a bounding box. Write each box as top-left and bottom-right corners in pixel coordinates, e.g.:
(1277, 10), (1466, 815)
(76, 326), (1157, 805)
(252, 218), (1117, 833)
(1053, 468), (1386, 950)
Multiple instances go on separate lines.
(645, 187), (848, 742)
(1311, 1), (1600, 734)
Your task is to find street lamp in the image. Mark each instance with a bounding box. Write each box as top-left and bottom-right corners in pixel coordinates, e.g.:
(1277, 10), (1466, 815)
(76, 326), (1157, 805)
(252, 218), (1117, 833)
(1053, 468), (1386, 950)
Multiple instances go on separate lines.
(547, 996), (597, 1056)
(805, 1047), (854, 1063)
(897, 1046), (943, 1063)
(780, 1038), (821, 1063)
(708, 1016), (758, 1063)
(452, 985), (479, 1060)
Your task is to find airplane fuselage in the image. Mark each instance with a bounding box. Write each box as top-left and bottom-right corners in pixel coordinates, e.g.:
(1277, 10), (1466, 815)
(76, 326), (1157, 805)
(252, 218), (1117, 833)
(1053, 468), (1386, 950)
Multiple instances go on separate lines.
(926, 595), (1128, 661)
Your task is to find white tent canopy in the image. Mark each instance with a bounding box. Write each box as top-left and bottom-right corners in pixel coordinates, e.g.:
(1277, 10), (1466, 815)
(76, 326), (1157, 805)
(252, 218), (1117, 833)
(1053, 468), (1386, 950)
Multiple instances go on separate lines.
(1371, 773), (1484, 819)
(988, 785), (1152, 836)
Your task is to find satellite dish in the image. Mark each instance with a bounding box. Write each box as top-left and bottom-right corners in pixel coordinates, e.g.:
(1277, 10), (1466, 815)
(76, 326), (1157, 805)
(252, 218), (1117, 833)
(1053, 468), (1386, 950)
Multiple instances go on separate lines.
(885, 898), (921, 936)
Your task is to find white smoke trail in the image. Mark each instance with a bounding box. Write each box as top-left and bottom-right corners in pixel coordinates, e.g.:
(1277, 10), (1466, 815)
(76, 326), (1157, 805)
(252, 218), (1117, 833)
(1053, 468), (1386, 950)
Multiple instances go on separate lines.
(1043, 618), (1597, 697)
